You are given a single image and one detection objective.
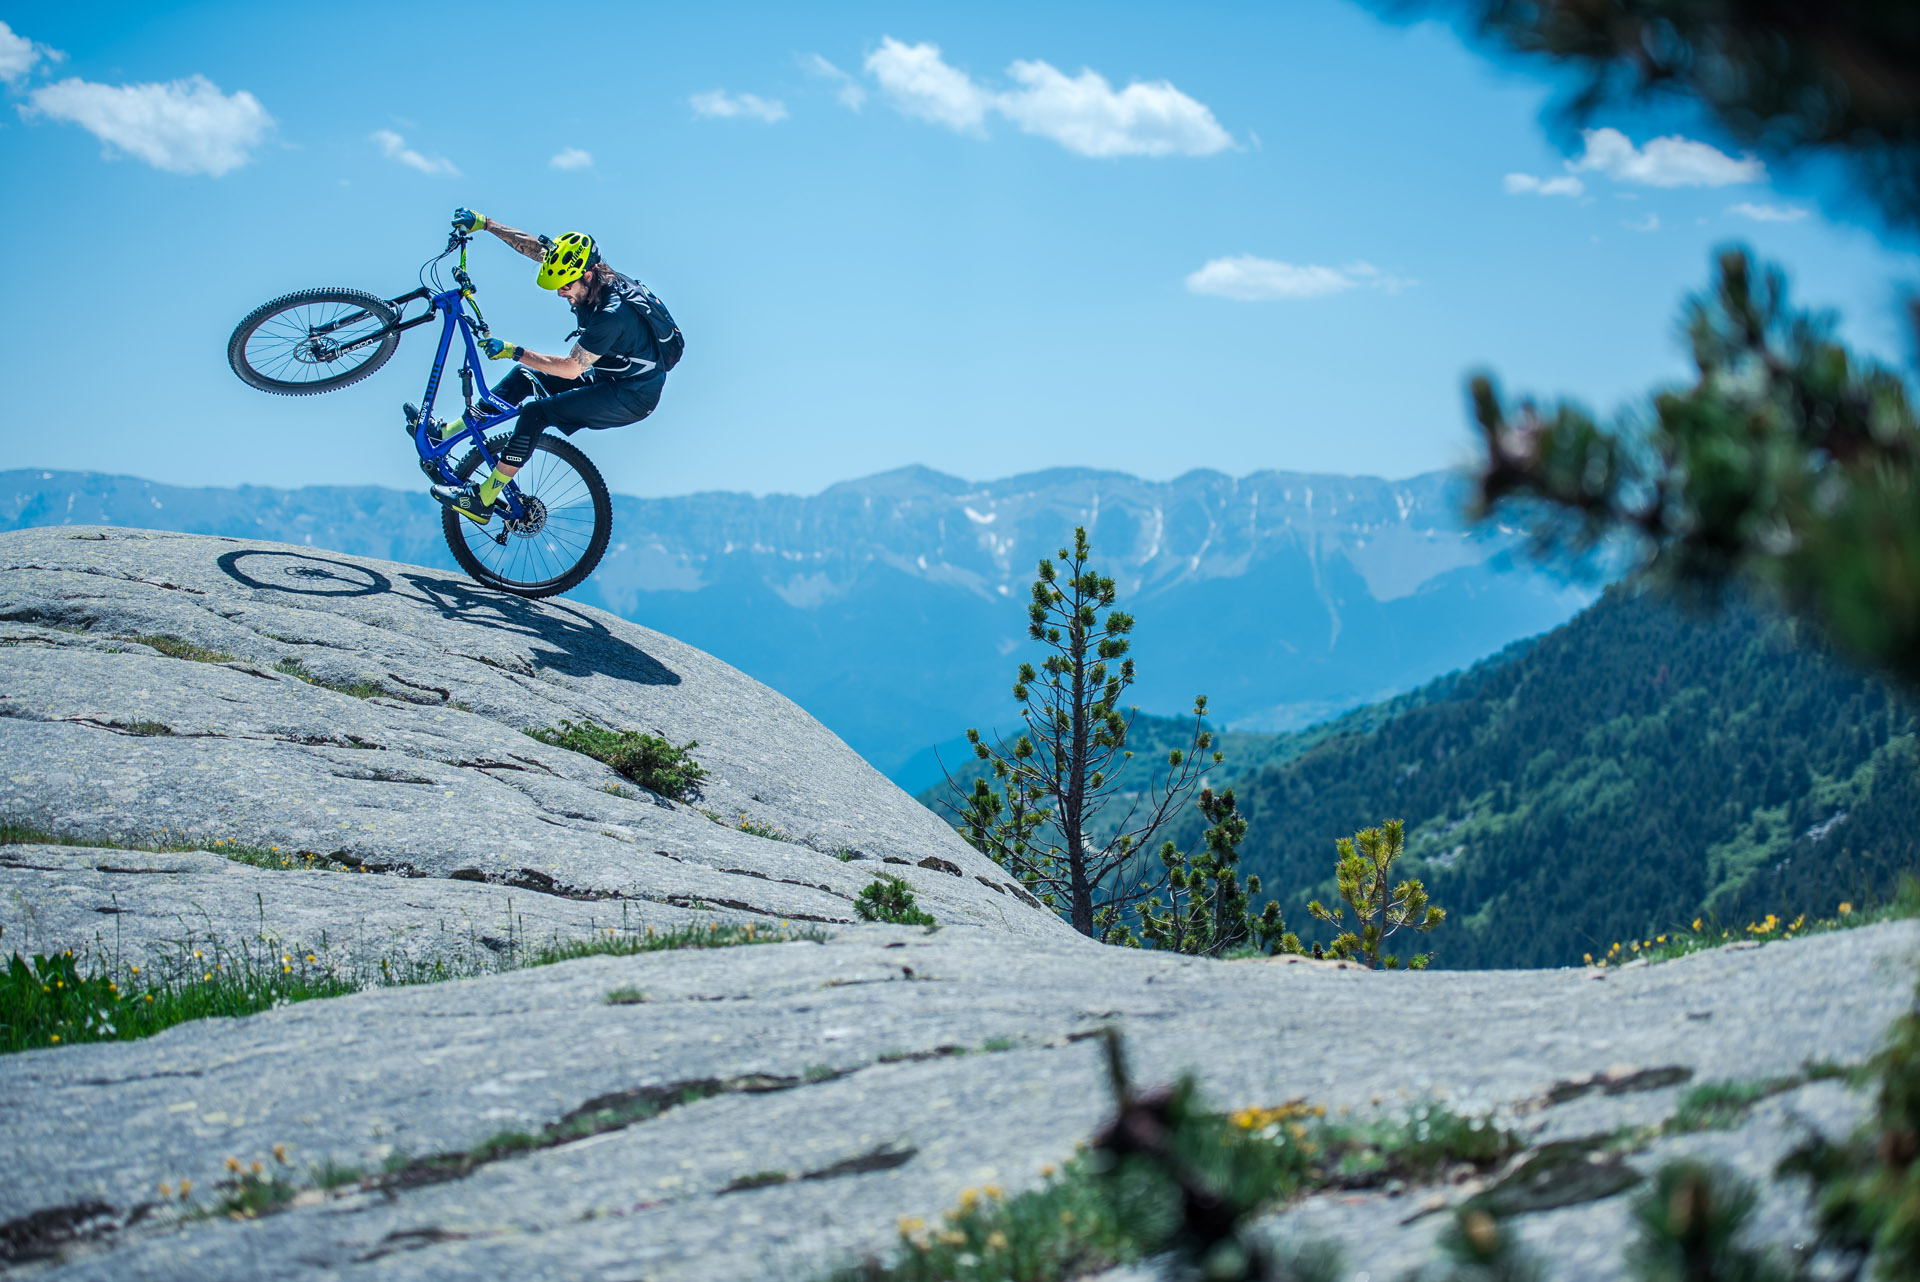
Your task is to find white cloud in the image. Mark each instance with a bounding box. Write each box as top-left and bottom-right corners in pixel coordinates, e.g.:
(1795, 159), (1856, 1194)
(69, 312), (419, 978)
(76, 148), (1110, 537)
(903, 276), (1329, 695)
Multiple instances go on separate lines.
(550, 147), (593, 170)
(1570, 126), (1763, 187)
(1185, 255), (1412, 302)
(371, 129), (458, 176)
(864, 36), (1229, 157)
(1727, 201), (1809, 223)
(865, 38), (992, 133)
(26, 74), (271, 176)
(803, 54), (866, 110)
(0, 20), (60, 83)
(996, 59), (1230, 157)
(689, 90), (788, 123)
(1623, 212), (1661, 232)
(1503, 172), (1584, 197)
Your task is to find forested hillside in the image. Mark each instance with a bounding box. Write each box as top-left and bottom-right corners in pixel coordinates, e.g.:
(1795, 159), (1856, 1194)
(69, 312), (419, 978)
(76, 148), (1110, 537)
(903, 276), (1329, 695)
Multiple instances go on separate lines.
(1231, 586), (1919, 968)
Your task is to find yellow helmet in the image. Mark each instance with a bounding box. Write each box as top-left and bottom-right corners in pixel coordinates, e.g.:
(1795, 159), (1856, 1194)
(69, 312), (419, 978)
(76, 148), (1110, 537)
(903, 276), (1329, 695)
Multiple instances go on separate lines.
(537, 231), (598, 290)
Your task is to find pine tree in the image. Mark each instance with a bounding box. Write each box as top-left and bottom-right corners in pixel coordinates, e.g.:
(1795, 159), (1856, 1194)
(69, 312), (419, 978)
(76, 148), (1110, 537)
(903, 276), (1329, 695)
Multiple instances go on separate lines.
(1140, 787), (1299, 958)
(953, 526), (1272, 943)
(1307, 819), (1445, 969)
(1427, 2), (1920, 694)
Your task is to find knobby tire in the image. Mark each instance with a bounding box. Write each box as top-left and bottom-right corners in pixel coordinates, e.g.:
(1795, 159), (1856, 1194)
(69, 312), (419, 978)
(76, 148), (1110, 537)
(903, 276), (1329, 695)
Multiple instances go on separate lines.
(228, 288), (400, 396)
(441, 432), (613, 599)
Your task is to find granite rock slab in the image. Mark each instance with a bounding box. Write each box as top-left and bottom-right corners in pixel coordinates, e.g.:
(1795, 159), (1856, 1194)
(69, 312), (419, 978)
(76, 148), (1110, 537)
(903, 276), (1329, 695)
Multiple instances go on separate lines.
(0, 527), (1064, 935)
(2, 918), (1913, 1280)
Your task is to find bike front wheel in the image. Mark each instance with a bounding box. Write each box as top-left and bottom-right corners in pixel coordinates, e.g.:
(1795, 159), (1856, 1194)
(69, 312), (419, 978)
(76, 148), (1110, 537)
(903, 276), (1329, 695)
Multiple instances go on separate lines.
(228, 288), (400, 395)
(442, 432), (613, 599)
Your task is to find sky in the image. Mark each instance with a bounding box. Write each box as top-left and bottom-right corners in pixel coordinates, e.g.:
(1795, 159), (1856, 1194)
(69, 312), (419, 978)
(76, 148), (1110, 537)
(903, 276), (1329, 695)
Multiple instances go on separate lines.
(1, 0), (1917, 499)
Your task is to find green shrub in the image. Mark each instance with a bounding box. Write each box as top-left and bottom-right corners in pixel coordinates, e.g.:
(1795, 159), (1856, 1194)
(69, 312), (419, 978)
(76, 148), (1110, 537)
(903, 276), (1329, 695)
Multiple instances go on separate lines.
(528, 719), (708, 802)
(855, 875), (936, 926)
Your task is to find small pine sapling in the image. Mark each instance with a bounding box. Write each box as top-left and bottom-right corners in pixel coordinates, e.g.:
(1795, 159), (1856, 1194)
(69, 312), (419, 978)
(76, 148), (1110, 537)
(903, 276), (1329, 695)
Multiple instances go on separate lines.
(1139, 787), (1298, 957)
(854, 875), (936, 927)
(1307, 819), (1445, 969)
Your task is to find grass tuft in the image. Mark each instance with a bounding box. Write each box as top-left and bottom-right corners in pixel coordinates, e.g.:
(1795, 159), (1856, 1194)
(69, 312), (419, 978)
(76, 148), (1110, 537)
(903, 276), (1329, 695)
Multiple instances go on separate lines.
(274, 658), (385, 699)
(0, 949), (356, 1055)
(527, 719), (708, 801)
(3, 920), (827, 1055)
(1667, 1077), (1801, 1133)
(120, 634), (236, 664)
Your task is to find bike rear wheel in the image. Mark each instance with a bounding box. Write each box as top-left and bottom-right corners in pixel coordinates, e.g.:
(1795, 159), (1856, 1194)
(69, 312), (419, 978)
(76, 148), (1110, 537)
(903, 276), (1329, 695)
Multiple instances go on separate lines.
(442, 432), (613, 599)
(228, 288), (400, 395)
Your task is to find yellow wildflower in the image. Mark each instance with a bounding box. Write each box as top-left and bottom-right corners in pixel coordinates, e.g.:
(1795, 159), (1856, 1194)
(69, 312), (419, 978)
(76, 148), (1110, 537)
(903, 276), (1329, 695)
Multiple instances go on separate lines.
(1839, 902), (1854, 915)
(225, 1157), (242, 1173)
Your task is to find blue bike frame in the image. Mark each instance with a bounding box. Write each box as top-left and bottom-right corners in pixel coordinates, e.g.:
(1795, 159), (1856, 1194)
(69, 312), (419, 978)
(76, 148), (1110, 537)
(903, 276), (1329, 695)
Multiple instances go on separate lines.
(402, 262), (529, 522)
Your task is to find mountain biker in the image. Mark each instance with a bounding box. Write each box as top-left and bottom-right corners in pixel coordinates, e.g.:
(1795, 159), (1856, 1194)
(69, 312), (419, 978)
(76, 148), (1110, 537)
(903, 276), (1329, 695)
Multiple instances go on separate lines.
(424, 208), (680, 523)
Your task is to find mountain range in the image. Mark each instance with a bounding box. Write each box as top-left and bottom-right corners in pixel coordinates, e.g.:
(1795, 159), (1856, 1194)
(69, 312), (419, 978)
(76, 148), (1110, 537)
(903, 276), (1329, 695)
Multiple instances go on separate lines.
(0, 466), (1594, 783)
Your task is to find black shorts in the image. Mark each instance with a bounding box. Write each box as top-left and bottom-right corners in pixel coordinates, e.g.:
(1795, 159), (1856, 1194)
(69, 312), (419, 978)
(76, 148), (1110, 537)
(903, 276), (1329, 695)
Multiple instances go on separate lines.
(490, 366), (664, 466)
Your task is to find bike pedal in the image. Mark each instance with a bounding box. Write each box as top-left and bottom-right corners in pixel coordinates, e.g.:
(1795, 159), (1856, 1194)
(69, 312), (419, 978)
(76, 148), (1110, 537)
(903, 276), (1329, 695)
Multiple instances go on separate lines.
(402, 402), (421, 435)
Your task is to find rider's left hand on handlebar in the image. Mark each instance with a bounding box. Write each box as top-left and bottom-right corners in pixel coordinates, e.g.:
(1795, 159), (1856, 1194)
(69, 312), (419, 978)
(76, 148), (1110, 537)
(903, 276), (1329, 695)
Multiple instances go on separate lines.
(482, 337), (523, 362)
(452, 208), (487, 233)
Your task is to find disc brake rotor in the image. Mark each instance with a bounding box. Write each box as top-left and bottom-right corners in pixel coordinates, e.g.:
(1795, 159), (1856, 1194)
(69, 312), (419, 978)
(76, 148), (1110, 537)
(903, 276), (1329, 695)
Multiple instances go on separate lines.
(505, 495), (548, 539)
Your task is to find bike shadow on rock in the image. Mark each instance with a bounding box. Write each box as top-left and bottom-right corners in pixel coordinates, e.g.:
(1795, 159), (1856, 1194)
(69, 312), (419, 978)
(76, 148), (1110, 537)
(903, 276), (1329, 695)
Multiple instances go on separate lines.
(211, 549), (680, 686)
(217, 549), (392, 599)
(399, 571), (681, 686)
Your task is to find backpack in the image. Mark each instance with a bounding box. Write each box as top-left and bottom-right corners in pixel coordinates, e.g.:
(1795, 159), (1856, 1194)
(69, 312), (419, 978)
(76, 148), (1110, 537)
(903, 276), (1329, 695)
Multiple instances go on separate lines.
(615, 275), (684, 373)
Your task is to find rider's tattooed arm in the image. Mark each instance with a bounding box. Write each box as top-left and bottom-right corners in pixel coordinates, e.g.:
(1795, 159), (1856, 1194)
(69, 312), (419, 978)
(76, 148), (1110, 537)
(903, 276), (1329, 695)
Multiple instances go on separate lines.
(515, 346), (598, 380)
(482, 218), (548, 263)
